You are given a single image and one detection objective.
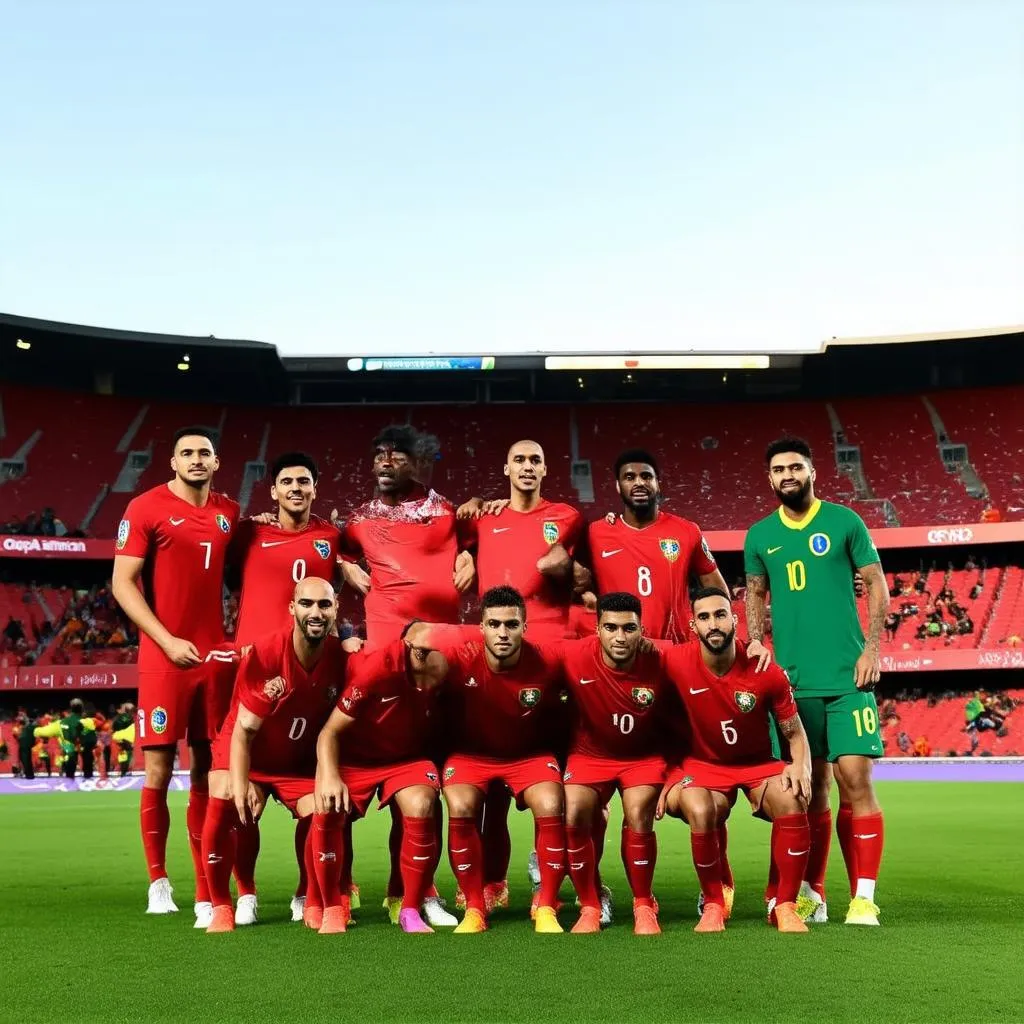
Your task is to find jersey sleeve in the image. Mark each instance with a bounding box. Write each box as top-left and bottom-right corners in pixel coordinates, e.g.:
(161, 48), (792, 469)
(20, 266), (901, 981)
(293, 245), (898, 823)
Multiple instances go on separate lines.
(562, 509), (585, 557)
(337, 642), (401, 717)
(235, 646), (286, 720)
(575, 522), (595, 569)
(455, 515), (476, 552)
(115, 496), (155, 559)
(743, 527), (766, 578)
(847, 512), (881, 569)
(692, 529), (718, 576)
(769, 667), (799, 722)
(339, 520), (363, 563)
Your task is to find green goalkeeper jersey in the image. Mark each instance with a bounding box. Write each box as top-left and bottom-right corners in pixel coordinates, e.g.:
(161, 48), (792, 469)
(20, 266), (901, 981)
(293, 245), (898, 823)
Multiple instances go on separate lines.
(744, 498), (880, 697)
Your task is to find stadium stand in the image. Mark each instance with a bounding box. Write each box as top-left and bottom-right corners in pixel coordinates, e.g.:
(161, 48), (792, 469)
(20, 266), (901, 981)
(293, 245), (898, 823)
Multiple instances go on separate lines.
(881, 689), (1023, 757)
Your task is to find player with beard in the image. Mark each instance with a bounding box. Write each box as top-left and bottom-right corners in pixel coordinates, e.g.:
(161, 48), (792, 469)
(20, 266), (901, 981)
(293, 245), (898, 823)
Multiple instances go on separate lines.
(457, 440), (583, 914)
(657, 587), (812, 934)
(745, 437), (888, 927)
(580, 449), (741, 924)
(339, 425), (474, 928)
(201, 578), (351, 934)
(112, 427), (239, 922)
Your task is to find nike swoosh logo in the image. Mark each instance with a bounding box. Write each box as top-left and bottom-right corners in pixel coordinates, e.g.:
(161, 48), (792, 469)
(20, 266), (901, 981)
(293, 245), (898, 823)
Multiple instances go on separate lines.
(696, 861), (717, 868)
(601, 549), (623, 558)
(492, 527), (511, 534)
(767, 546), (783, 555)
(579, 678), (595, 685)
(261, 541), (287, 548)
(689, 687), (709, 695)
(381, 696), (399, 703)
(413, 855), (431, 861)
(787, 849), (808, 856)
(854, 833), (878, 840)
(169, 518), (185, 526)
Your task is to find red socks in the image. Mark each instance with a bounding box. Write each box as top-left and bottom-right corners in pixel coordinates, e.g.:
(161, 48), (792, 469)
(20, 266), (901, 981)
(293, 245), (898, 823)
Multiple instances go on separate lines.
(293, 816), (312, 899)
(201, 796), (236, 908)
(772, 813), (811, 905)
(851, 811), (884, 898)
(566, 825), (600, 910)
(717, 823), (734, 889)
(387, 811), (403, 898)
(591, 809), (608, 890)
(140, 786), (170, 882)
(691, 830), (724, 907)
(311, 811), (345, 907)
(400, 815), (437, 911)
(482, 789), (512, 884)
(233, 819), (259, 898)
(186, 785), (210, 903)
(805, 808), (832, 900)
(534, 815), (566, 909)
(448, 816), (485, 913)
(836, 802), (857, 897)
(622, 827), (656, 906)
(303, 821), (323, 910)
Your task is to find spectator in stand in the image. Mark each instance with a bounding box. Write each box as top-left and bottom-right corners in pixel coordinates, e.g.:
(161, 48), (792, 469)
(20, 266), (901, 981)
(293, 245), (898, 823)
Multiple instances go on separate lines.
(914, 573), (927, 594)
(956, 613), (974, 636)
(897, 731), (912, 754)
(913, 736), (932, 757)
(3, 615), (26, 649)
(889, 575), (904, 598)
(884, 611), (900, 642)
(964, 553), (977, 571)
(980, 502), (1002, 523)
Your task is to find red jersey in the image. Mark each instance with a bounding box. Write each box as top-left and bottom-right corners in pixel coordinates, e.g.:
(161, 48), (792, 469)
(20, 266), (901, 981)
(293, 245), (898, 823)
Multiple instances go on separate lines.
(116, 484), (240, 670)
(584, 511), (717, 642)
(216, 628), (348, 775)
(342, 489), (466, 645)
(232, 515), (341, 645)
(336, 640), (442, 765)
(561, 636), (669, 759)
(662, 641), (797, 765)
(467, 500), (584, 630)
(441, 639), (566, 758)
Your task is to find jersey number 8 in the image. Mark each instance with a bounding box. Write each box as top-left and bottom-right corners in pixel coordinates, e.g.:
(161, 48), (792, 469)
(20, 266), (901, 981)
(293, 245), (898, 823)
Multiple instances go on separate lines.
(636, 566), (652, 597)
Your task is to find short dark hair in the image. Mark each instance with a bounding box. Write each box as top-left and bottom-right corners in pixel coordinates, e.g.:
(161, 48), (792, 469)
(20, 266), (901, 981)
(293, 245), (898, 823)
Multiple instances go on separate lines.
(269, 451), (319, 485)
(480, 585), (526, 619)
(69, 698), (84, 714)
(415, 431), (441, 465)
(691, 585), (732, 607)
(172, 425), (217, 452)
(373, 424), (419, 457)
(765, 436), (813, 467)
(597, 591), (642, 619)
(614, 449), (660, 479)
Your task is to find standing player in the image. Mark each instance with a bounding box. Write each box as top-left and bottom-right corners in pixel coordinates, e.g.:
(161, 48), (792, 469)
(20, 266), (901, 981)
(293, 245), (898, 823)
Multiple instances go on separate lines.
(224, 451), (342, 925)
(562, 593), (669, 935)
(458, 439), (583, 910)
(745, 437), (888, 926)
(111, 427), (239, 922)
(658, 587), (812, 933)
(201, 577), (350, 934)
(315, 622), (450, 934)
(437, 586), (567, 934)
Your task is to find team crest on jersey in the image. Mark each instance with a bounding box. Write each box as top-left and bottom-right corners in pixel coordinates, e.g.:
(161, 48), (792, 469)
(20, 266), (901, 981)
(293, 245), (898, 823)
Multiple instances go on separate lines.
(542, 521), (559, 545)
(426, 771), (438, 783)
(150, 706), (168, 735)
(465, 676), (478, 688)
(215, 514), (231, 534)
(809, 532), (831, 556)
(734, 690), (757, 713)
(659, 538), (680, 563)
(116, 519), (130, 551)
(444, 766), (456, 781)
(631, 687), (655, 707)
(519, 687), (542, 708)
(562, 770), (573, 782)
(263, 677), (286, 701)
(680, 775), (694, 788)
(312, 539), (331, 560)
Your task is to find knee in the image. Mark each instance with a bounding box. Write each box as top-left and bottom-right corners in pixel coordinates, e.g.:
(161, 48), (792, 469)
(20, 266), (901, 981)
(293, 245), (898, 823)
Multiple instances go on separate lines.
(443, 790), (478, 820)
(564, 800), (593, 830)
(530, 786), (564, 818)
(144, 760), (172, 789)
(404, 792), (437, 819)
(836, 766), (876, 806)
(687, 805), (718, 832)
(623, 805), (655, 832)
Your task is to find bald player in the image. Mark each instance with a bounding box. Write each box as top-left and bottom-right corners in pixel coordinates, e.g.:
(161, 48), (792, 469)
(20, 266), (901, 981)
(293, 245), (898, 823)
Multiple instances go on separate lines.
(459, 440), (584, 910)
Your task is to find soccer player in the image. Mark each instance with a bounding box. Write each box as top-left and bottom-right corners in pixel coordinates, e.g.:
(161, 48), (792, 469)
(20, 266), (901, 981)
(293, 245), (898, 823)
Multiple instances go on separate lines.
(437, 585), (567, 934)
(201, 577), (350, 934)
(60, 698), (84, 778)
(562, 592), (669, 935)
(224, 450), (342, 925)
(744, 437), (888, 926)
(315, 622), (449, 934)
(111, 426), (240, 920)
(658, 587), (812, 934)
(458, 439), (583, 912)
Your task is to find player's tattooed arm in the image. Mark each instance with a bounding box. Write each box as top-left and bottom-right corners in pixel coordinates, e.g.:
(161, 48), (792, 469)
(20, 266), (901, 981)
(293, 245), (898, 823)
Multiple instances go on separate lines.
(855, 561), (888, 688)
(778, 713), (811, 802)
(744, 573), (772, 671)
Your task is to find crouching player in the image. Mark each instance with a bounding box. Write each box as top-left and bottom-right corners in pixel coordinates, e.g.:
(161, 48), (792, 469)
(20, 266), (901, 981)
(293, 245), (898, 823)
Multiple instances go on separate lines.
(201, 577), (351, 934)
(315, 622), (448, 934)
(657, 587), (812, 933)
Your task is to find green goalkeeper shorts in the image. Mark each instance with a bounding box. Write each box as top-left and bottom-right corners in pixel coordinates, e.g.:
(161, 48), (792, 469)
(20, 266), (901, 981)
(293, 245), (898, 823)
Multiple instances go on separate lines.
(797, 691), (884, 762)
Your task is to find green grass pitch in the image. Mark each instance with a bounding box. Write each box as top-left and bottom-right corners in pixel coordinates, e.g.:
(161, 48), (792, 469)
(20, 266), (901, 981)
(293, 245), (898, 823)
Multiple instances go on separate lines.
(3, 783), (1022, 1023)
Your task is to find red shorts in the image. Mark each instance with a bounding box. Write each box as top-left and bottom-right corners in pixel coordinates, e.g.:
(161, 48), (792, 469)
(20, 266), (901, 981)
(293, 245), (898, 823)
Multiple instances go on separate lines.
(443, 753), (562, 802)
(137, 666), (209, 748)
(667, 757), (785, 817)
(563, 752), (666, 802)
(250, 771), (314, 819)
(204, 651), (240, 735)
(340, 760), (440, 819)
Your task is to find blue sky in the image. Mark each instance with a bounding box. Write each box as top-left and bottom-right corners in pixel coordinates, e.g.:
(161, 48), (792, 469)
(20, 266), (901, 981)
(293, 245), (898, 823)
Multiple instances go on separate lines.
(2, 1), (1022, 355)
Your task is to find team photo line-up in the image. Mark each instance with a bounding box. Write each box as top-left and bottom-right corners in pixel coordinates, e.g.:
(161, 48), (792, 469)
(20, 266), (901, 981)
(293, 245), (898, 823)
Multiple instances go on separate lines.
(109, 421), (888, 937)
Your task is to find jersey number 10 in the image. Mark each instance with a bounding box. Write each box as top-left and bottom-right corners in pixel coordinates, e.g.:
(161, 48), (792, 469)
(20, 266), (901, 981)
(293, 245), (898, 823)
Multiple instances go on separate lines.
(785, 560), (806, 592)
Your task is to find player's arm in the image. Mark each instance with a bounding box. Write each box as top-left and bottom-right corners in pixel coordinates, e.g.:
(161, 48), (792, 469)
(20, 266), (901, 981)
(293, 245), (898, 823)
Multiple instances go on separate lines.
(855, 560), (888, 688)
(111, 555), (202, 667)
(338, 524), (372, 595)
(314, 707), (353, 815)
(742, 529), (772, 671)
(229, 705), (267, 824)
(452, 546), (476, 593)
(456, 496), (510, 520)
(777, 712), (811, 803)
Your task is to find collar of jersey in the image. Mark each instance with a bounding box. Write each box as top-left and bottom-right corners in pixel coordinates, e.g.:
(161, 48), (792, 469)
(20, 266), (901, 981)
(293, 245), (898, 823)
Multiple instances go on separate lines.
(617, 512), (662, 532)
(776, 498), (822, 531)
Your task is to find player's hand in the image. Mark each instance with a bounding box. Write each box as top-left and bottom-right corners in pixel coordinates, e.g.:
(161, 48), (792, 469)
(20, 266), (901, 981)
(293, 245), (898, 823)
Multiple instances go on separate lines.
(342, 562), (371, 595)
(249, 512), (278, 527)
(654, 785), (671, 821)
(246, 782), (266, 821)
(341, 636), (363, 654)
(162, 636), (202, 667)
(746, 639), (772, 673)
(581, 590), (597, 612)
(536, 543), (571, 577)
(315, 771), (350, 815)
(481, 498), (510, 517)
(456, 497), (485, 520)
(453, 551), (475, 593)
(854, 649), (881, 689)
(781, 763), (812, 805)
(330, 507), (341, 526)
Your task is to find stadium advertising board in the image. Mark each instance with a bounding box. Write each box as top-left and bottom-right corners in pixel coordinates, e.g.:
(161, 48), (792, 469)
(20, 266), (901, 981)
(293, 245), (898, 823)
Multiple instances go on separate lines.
(0, 665), (137, 690)
(0, 535), (111, 559)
